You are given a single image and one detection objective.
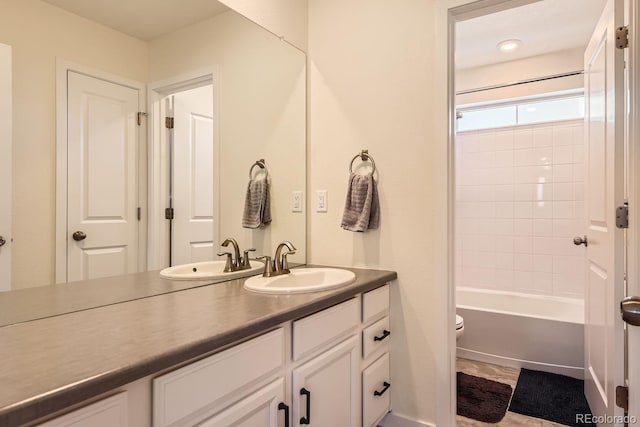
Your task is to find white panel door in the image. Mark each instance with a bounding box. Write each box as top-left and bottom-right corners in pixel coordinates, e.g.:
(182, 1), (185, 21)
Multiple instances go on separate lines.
(292, 336), (358, 427)
(0, 43), (11, 291)
(583, 0), (625, 420)
(172, 85), (215, 265)
(67, 71), (139, 282)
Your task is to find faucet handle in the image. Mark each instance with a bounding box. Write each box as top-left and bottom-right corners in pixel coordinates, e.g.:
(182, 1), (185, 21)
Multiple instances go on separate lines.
(281, 252), (295, 272)
(256, 255), (274, 277)
(217, 252), (233, 272)
(242, 249), (257, 267)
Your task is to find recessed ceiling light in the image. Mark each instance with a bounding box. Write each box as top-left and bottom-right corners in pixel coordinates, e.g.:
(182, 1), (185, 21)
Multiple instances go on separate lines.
(497, 39), (522, 52)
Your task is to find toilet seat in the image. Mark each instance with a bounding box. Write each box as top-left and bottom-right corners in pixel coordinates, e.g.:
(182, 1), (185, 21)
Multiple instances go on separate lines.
(456, 314), (464, 330)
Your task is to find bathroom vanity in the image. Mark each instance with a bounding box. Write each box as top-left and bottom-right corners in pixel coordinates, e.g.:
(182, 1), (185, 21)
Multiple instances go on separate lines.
(0, 267), (396, 427)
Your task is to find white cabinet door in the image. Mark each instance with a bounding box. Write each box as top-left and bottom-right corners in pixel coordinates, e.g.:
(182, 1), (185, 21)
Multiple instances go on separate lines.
(36, 393), (128, 427)
(66, 71), (140, 282)
(292, 336), (358, 427)
(0, 43), (10, 291)
(197, 378), (286, 427)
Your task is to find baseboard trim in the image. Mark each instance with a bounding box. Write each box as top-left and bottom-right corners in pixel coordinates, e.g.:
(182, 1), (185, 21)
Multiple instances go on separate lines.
(457, 348), (584, 379)
(378, 412), (435, 427)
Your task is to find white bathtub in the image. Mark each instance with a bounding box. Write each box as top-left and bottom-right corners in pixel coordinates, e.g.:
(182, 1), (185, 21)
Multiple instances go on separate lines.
(456, 287), (584, 379)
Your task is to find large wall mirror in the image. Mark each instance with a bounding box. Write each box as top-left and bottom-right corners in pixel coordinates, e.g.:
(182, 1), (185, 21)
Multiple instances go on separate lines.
(0, 0), (306, 326)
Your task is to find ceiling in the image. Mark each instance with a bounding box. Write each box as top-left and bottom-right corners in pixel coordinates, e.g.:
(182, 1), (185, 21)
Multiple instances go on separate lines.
(42, 0), (230, 41)
(456, 0), (607, 69)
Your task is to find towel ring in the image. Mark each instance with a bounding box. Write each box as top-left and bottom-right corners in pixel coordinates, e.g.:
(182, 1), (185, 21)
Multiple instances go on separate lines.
(249, 159), (267, 179)
(349, 149), (376, 174)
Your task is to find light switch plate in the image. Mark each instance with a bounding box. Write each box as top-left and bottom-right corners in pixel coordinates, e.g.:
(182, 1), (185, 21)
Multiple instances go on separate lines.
(292, 191), (303, 212)
(316, 190), (328, 212)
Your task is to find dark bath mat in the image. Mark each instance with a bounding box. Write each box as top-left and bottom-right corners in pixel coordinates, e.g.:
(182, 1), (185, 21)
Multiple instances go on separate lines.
(457, 371), (512, 423)
(509, 368), (595, 427)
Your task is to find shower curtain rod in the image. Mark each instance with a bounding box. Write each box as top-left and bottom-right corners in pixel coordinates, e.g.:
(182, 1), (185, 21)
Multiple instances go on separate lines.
(455, 70), (584, 96)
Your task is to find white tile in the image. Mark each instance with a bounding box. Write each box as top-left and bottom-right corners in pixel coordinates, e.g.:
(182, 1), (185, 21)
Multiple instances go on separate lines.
(553, 164), (573, 182)
(474, 219), (494, 235)
(513, 219), (533, 236)
(533, 237), (554, 254)
(553, 255), (585, 275)
(495, 253), (514, 269)
(514, 236), (533, 253)
(574, 183), (585, 201)
(467, 151), (495, 168)
(475, 185), (495, 202)
(533, 201), (553, 219)
(533, 219), (553, 237)
(513, 271), (534, 289)
(494, 269), (514, 288)
(514, 254), (534, 271)
(572, 144), (585, 163)
(553, 145), (573, 164)
(514, 202), (533, 218)
(552, 219), (584, 237)
(572, 126), (584, 145)
(574, 201), (585, 219)
(494, 150), (514, 167)
(553, 183), (574, 201)
(534, 183), (553, 201)
(553, 201), (574, 219)
(463, 268), (496, 287)
(493, 184), (514, 201)
(514, 128), (533, 149)
(531, 272), (554, 293)
(463, 251), (495, 269)
(463, 235), (495, 252)
(495, 202), (514, 218)
(492, 219), (515, 236)
(535, 147), (553, 165)
(514, 149), (535, 167)
(553, 273), (584, 297)
(494, 236), (514, 252)
(491, 132), (514, 151)
(475, 133), (493, 152)
(488, 167), (514, 185)
(553, 126), (574, 146)
(514, 184), (534, 201)
(457, 219), (476, 235)
(532, 127), (553, 147)
(533, 254), (553, 273)
(552, 237), (584, 256)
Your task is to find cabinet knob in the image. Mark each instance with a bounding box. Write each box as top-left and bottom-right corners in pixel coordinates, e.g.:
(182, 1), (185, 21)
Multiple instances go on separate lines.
(374, 381), (391, 397)
(374, 329), (391, 342)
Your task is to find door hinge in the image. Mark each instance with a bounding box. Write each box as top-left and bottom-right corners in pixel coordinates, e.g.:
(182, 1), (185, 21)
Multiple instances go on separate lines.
(165, 117), (174, 129)
(617, 204), (629, 229)
(616, 385), (629, 411)
(137, 112), (148, 126)
(617, 26), (629, 49)
(137, 207), (141, 221)
(165, 207), (174, 220)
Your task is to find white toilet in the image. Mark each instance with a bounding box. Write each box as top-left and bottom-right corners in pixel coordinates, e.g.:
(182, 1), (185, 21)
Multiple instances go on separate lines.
(456, 314), (464, 340)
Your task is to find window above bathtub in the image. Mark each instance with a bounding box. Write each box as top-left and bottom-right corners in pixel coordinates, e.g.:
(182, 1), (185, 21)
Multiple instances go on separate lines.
(456, 90), (584, 132)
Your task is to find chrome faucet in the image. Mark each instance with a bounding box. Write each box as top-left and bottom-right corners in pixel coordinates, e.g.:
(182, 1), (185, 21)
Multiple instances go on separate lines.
(217, 238), (256, 272)
(258, 241), (297, 277)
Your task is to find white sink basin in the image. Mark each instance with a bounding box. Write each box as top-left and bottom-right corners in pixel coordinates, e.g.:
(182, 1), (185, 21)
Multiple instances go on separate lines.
(160, 260), (264, 281)
(243, 268), (356, 294)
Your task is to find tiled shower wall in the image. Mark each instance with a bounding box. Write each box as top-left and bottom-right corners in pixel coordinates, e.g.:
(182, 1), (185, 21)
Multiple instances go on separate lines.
(455, 120), (586, 298)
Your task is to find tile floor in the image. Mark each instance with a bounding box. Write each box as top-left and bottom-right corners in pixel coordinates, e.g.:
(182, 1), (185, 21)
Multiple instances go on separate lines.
(456, 358), (566, 426)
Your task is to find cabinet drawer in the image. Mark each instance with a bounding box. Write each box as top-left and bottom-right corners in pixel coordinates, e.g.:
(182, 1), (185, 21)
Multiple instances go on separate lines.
(153, 328), (284, 427)
(293, 298), (359, 361)
(362, 353), (390, 427)
(362, 285), (389, 324)
(362, 316), (390, 359)
(37, 392), (128, 427)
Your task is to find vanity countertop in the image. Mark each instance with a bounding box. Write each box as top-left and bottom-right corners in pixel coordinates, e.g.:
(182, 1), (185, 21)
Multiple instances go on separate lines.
(0, 265), (396, 427)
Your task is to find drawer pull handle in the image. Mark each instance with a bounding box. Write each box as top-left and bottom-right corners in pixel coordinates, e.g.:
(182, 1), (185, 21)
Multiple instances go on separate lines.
(300, 387), (311, 424)
(374, 329), (391, 342)
(278, 402), (290, 427)
(374, 381), (391, 397)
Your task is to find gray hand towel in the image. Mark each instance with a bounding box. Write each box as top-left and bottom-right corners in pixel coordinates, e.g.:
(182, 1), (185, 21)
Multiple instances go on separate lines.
(341, 173), (380, 232)
(242, 176), (272, 228)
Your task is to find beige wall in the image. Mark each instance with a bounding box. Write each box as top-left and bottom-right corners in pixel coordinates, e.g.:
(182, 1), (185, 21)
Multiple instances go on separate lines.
(307, 0), (440, 423)
(149, 10), (306, 263)
(456, 48), (584, 104)
(0, 0), (148, 289)
(218, 0), (308, 51)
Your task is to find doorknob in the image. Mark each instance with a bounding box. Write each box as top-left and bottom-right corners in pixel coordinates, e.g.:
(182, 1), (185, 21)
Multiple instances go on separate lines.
(573, 235), (588, 247)
(72, 231), (87, 241)
(621, 297), (640, 326)
(0, 236), (5, 247)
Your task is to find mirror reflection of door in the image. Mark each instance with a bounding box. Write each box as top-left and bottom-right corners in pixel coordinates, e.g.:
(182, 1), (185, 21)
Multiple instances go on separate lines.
(65, 70), (141, 282)
(0, 42), (11, 291)
(168, 84), (216, 266)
